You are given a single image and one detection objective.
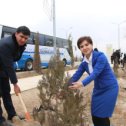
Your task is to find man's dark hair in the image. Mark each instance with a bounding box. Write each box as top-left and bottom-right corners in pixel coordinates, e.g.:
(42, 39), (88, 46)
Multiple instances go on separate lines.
(77, 36), (93, 49)
(16, 26), (30, 36)
(94, 48), (98, 51)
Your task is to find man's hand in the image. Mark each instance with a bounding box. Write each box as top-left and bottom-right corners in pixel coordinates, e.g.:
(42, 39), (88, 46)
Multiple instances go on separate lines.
(13, 84), (21, 96)
(68, 81), (83, 90)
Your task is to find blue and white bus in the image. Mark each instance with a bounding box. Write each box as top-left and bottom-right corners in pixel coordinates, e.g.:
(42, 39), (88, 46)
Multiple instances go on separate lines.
(0, 25), (71, 70)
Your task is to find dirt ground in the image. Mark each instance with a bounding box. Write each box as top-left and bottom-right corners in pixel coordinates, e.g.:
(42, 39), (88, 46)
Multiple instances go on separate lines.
(2, 88), (40, 118)
(1, 67), (126, 126)
(111, 68), (126, 126)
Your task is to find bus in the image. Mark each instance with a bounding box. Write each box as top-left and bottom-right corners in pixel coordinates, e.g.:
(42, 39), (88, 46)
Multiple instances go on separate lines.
(0, 25), (71, 70)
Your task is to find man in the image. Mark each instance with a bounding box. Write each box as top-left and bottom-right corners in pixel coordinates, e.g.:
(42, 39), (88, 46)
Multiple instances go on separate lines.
(0, 26), (30, 126)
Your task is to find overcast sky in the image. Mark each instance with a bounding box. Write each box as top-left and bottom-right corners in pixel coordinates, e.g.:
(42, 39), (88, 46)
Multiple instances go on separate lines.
(0, 0), (126, 54)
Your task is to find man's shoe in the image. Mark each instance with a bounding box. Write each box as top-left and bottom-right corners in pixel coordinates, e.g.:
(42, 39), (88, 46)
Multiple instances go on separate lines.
(11, 116), (25, 125)
(8, 115), (25, 122)
(0, 121), (15, 126)
(11, 116), (22, 123)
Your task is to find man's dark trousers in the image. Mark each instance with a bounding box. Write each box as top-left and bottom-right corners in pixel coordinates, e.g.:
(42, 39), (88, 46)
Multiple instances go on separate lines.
(0, 77), (16, 123)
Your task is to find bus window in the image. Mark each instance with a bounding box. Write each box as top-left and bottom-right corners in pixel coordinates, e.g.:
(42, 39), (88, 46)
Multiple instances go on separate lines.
(27, 33), (34, 44)
(46, 40), (53, 46)
(39, 34), (45, 46)
(27, 38), (34, 44)
(2, 32), (12, 38)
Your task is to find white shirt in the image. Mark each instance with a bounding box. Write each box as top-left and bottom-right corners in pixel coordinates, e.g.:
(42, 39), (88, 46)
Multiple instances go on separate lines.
(83, 53), (93, 73)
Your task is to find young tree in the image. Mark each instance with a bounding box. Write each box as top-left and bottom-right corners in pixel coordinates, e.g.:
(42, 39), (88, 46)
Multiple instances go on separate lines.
(33, 50), (90, 126)
(33, 32), (41, 73)
(68, 34), (74, 67)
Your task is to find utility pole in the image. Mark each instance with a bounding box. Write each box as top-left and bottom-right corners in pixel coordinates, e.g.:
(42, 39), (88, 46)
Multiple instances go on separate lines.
(53, 0), (56, 54)
(117, 24), (120, 49)
(112, 20), (126, 49)
(42, 0), (56, 53)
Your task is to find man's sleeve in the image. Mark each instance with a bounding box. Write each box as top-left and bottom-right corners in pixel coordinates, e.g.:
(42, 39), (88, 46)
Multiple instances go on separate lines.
(0, 80), (2, 97)
(0, 43), (18, 84)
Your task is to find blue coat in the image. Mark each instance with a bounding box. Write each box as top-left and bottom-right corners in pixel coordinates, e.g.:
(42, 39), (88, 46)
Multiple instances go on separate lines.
(70, 51), (119, 117)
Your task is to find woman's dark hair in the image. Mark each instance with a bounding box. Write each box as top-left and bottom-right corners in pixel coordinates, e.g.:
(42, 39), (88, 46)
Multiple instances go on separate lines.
(77, 36), (93, 49)
(16, 26), (30, 36)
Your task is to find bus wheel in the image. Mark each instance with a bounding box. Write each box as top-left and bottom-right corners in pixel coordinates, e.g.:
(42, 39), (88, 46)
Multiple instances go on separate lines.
(25, 59), (33, 71)
(63, 59), (67, 66)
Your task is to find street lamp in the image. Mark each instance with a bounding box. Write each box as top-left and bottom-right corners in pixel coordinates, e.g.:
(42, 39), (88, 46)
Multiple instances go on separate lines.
(60, 27), (73, 39)
(117, 23), (120, 49)
(112, 20), (126, 49)
(52, 0), (56, 54)
(66, 27), (73, 39)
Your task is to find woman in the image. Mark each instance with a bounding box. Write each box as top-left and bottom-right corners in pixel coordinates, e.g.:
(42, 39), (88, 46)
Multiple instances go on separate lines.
(69, 36), (118, 126)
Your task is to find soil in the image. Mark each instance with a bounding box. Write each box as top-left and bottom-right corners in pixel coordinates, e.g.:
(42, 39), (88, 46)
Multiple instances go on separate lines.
(1, 67), (126, 126)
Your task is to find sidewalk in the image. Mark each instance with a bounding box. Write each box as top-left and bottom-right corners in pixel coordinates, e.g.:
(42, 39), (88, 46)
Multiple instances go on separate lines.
(10, 69), (77, 94)
(10, 75), (42, 94)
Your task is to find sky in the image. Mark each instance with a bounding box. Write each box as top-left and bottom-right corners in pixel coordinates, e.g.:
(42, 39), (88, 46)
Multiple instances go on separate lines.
(0, 0), (126, 56)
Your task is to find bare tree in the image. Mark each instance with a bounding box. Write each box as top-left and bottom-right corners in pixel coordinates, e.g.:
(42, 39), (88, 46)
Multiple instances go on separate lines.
(33, 32), (41, 73)
(68, 34), (74, 67)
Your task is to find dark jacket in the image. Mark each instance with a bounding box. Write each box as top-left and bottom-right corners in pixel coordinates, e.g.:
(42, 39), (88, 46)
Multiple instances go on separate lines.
(0, 34), (26, 84)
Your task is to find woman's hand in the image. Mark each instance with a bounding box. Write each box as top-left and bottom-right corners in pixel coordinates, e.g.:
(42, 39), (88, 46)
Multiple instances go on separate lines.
(68, 81), (83, 89)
